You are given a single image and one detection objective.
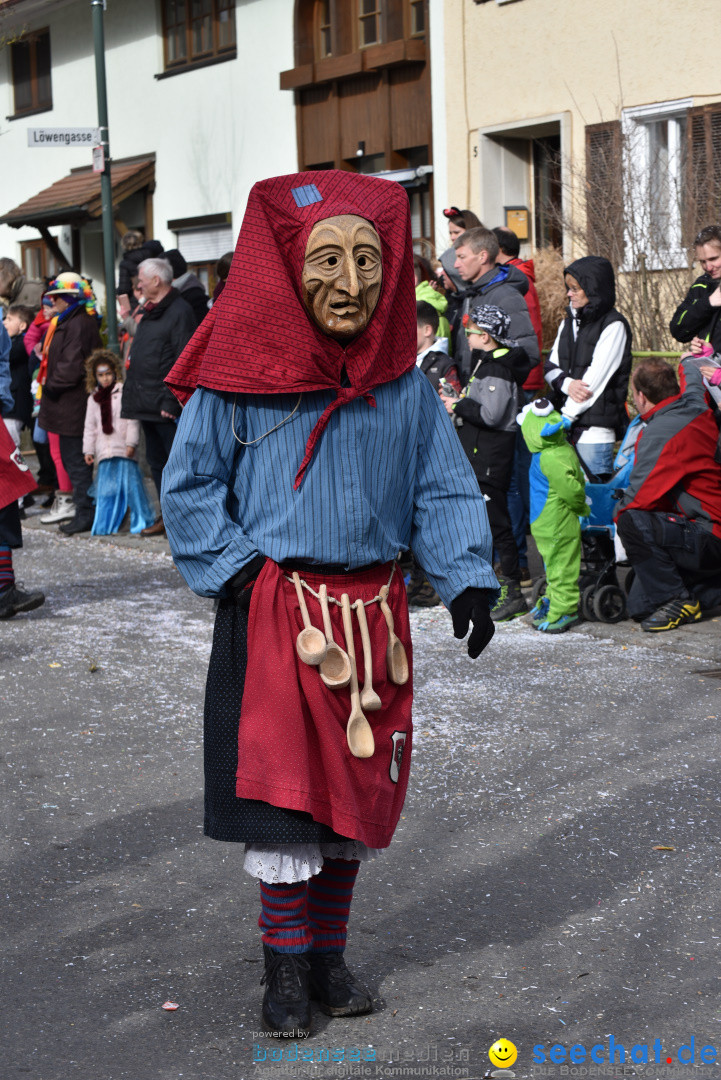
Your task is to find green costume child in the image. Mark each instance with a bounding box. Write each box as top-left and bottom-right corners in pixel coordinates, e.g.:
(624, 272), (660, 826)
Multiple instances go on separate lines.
(518, 399), (590, 633)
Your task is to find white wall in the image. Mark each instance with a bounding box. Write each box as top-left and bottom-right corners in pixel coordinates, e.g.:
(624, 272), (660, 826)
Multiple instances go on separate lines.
(0, 0), (297, 303)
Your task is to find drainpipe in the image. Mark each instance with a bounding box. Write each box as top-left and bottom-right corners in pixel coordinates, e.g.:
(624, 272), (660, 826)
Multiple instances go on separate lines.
(91, 0), (118, 352)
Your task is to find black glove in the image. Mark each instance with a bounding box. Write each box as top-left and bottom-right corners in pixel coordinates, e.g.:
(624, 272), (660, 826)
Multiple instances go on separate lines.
(42, 385), (60, 402)
(450, 588), (495, 659)
(226, 554), (266, 609)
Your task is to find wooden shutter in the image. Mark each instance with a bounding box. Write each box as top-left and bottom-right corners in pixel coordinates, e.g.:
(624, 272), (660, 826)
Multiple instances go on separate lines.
(585, 120), (623, 261)
(687, 103), (721, 237)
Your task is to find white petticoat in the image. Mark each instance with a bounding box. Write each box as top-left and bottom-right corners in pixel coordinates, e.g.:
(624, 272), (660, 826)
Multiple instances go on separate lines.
(243, 841), (382, 883)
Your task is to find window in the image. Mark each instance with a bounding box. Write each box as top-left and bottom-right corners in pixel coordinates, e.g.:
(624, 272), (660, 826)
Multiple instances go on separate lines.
(10, 28), (52, 117)
(358, 0), (382, 47)
(317, 0), (332, 58)
(161, 0), (236, 71)
(408, 0), (425, 36)
(20, 239), (58, 281)
(622, 100), (692, 267)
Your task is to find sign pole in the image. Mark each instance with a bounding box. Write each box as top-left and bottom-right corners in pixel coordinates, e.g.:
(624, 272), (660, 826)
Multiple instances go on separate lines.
(91, 0), (118, 352)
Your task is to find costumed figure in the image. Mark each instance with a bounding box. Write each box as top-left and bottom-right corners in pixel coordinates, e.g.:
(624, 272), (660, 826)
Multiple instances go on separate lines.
(161, 171), (499, 1036)
(518, 399), (590, 634)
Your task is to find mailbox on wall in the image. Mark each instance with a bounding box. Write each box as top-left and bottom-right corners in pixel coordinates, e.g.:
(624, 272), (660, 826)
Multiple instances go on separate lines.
(504, 206), (529, 240)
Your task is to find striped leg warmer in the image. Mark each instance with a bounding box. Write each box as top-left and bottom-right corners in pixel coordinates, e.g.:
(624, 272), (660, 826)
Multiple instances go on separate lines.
(307, 858), (360, 953)
(0, 546), (14, 591)
(258, 881), (312, 954)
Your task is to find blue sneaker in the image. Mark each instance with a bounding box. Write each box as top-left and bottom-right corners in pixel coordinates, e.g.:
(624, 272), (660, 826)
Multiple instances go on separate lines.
(535, 612), (579, 634)
(530, 595), (550, 625)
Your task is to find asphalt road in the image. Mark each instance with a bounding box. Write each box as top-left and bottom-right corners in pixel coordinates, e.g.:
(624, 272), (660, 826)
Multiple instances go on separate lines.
(3, 527), (721, 1080)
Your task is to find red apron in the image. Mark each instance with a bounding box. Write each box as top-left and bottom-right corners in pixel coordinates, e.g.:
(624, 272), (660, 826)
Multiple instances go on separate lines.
(236, 559), (413, 848)
(0, 421), (36, 510)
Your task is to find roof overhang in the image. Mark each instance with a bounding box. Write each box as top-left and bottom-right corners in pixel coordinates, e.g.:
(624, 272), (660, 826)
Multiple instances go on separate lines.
(0, 155), (156, 230)
(0, 0), (76, 28)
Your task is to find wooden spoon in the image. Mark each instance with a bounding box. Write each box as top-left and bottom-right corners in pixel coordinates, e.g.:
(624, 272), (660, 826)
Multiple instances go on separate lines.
(354, 599), (382, 712)
(340, 593), (375, 759)
(318, 584), (351, 689)
(292, 572), (327, 666)
(379, 584), (409, 685)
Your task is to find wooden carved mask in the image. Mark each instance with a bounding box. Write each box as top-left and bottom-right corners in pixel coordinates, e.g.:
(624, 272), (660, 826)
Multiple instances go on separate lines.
(301, 214), (383, 341)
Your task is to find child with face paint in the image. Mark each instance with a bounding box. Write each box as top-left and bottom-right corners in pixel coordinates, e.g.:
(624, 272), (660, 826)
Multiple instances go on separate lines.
(161, 172), (499, 1036)
(82, 349), (155, 535)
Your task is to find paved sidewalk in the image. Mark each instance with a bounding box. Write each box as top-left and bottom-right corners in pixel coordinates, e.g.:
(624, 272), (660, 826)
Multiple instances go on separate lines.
(3, 529), (721, 1080)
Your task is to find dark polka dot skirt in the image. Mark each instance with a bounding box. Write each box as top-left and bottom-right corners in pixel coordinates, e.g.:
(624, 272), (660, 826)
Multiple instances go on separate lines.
(203, 597), (349, 844)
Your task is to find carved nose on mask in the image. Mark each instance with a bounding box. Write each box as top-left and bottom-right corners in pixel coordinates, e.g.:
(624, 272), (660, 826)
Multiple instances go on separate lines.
(336, 255), (360, 297)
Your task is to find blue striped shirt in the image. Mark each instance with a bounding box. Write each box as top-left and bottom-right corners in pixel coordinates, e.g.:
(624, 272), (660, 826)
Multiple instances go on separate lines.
(161, 366), (498, 607)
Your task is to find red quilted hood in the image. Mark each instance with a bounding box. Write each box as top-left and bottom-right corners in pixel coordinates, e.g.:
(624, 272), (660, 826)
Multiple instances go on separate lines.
(509, 256), (536, 283)
(166, 170), (417, 487)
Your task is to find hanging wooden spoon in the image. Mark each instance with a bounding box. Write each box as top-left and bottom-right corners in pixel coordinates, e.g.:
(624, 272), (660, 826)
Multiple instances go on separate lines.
(292, 572), (327, 666)
(318, 584), (351, 689)
(353, 599), (381, 712)
(340, 593), (375, 759)
(379, 584), (409, 685)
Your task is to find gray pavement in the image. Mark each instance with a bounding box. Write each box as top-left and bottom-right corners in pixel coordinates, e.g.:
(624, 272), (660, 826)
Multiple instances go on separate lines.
(3, 525), (721, 1080)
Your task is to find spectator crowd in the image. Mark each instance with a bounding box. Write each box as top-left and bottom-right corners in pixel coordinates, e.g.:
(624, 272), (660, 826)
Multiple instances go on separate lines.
(2, 213), (721, 634)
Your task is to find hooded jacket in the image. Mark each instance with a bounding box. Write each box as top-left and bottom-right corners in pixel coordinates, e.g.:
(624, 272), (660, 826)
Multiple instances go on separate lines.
(415, 280), (451, 348)
(544, 256), (632, 435)
(453, 344), (531, 489)
(173, 271), (210, 328)
(519, 401), (590, 534)
(669, 272), (721, 353)
(451, 263), (539, 383)
(616, 359), (721, 539)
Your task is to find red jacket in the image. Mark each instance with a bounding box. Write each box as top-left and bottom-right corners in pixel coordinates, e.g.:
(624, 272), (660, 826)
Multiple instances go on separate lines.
(616, 360), (721, 539)
(508, 257), (544, 392)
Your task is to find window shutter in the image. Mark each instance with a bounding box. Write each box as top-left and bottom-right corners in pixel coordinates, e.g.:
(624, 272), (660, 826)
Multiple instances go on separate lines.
(686, 103), (721, 237)
(585, 120), (623, 262)
(176, 226), (234, 262)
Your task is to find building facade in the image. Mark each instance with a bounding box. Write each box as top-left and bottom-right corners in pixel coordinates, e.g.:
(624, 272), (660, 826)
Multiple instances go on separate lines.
(439, 0), (721, 268)
(0, 0), (298, 302)
(0, 0), (438, 305)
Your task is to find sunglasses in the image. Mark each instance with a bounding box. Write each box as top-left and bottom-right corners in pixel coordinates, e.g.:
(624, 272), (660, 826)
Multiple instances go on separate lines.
(464, 327), (484, 337)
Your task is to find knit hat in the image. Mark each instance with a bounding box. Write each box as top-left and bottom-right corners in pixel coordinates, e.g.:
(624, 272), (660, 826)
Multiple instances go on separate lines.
(45, 272), (98, 317)
(467, 304), (517, 348)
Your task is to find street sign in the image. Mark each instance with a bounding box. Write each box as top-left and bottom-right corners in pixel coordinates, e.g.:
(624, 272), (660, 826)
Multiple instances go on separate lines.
(27, 127), (101, 147)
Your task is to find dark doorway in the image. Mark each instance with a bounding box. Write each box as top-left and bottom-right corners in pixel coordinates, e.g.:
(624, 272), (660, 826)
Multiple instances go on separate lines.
(533, 134), (562, 249)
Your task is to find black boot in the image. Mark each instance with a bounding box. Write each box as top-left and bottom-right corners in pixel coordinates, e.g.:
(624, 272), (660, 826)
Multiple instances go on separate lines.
(308, 952), (373, 1017)
(490, 576), (528, 622)
(59, 514), (94, 536)
(0, 584), (45, 619)
(260, 945), (311, 1037)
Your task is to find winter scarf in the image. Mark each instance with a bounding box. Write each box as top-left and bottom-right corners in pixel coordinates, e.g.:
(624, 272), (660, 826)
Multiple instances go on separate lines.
(93, 382), (116, 434)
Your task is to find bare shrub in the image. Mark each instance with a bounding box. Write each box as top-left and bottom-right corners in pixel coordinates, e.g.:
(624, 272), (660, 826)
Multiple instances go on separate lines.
(533, 246), (568, 350)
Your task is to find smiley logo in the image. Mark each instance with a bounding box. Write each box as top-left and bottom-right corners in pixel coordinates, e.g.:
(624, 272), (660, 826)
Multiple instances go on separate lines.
(488, 1039), (518, 1068)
